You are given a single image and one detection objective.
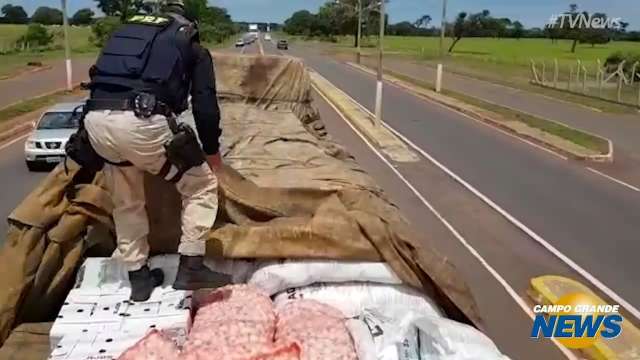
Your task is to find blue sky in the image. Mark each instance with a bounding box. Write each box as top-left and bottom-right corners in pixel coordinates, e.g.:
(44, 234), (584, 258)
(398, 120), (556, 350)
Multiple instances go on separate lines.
(4, 0), (639, 29)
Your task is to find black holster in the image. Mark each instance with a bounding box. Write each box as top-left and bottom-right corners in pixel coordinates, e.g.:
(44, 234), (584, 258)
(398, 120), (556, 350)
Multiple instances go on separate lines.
(65, 106), (132, 173)
(163, 115), (205, 183)
(65, 106), (107, 173)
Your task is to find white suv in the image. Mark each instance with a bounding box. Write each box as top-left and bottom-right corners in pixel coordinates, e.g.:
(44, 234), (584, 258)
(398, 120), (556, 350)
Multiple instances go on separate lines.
(24, 102), (83, 171)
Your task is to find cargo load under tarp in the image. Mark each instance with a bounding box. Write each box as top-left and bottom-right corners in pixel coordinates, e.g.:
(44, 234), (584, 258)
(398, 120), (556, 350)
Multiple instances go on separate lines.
(0, 54), (481, 352)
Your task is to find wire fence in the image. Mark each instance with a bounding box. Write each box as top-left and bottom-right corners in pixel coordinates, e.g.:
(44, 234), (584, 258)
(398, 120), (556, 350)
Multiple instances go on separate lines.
(530, 58), (640, 108)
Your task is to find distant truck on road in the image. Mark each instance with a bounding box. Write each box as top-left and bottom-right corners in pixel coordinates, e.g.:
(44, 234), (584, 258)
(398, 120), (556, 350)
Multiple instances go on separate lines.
(249, 23), (259, 38)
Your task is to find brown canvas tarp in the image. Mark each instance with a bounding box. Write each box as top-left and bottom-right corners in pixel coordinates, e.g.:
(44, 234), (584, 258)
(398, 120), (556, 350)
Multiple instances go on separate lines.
(0, 54), (481, 349)
(0, 323), (52, 360)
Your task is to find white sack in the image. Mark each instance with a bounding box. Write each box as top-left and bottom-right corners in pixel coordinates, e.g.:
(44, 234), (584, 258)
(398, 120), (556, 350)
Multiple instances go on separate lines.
(248, 260), (402, 295)
(346, 309), (420, 360)
(273, 283), (443, 319)
(413, 315), (508, 360)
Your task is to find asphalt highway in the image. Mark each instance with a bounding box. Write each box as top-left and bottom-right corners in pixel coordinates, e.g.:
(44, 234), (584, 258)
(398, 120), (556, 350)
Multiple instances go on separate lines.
(268, 39), (640, 309)
(260, 35), (640, 355)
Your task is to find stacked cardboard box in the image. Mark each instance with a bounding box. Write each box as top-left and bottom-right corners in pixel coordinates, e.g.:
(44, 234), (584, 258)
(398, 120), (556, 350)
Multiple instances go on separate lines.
(48, 255), (192, 360)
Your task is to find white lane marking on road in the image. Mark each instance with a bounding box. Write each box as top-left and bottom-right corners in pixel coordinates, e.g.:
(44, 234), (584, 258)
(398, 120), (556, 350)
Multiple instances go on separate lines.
(312, 85), (578, 360)
(347, 63), (568, 161)
(339, 62), (640, 318)
(379, 71), (640, 195)
(0, 133), (29, 152)
(258, 37), (265, 55)
(385, 119), (640, 321)
(587, 167), (640, 192)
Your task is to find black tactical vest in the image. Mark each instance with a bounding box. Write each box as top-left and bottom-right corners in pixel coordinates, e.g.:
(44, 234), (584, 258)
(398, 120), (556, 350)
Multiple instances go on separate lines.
(90, 13), (197, 114)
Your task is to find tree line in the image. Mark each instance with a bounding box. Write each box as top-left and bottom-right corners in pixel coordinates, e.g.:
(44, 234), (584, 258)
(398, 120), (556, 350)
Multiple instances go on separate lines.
(90, 0), (238, 46)
(284, 0), (386, 45)
(1, 4), (95, 25)
(1, 1), (238, 49)
(283, 1), (639, 52)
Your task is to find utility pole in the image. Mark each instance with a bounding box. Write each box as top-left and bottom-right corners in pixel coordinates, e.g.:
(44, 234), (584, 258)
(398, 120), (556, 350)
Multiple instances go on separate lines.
(440, 0), (447, 58)
(374, 0), (385, 126)
(61, 0), (72, 91)
(356, 0), (362, 64)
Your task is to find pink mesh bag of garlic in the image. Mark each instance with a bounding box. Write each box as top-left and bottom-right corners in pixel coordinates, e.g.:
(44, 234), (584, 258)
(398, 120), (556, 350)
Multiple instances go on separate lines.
(117, 330), (180, 360)
(181, 285), (299, 360)
(275, 300), (357, 360)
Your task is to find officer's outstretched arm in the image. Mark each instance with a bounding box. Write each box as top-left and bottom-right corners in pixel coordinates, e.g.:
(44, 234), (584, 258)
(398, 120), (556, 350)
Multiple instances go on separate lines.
(190, 41), (223, 172)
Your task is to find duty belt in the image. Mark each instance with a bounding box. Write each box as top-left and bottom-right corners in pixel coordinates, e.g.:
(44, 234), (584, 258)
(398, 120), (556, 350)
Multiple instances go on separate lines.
(85, 97), (173, 117)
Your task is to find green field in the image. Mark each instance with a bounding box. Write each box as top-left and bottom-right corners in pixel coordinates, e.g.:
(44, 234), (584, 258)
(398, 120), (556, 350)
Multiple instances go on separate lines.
(321, 35), (640, 111)
(0, 24), (96, 78)
(339, 36), (639, 77)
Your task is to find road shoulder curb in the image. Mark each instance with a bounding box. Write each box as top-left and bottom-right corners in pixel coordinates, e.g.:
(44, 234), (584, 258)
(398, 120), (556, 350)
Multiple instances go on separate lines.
(0, 84), (84, 147)
(309, 69), (418, 163)
(347, 62), (614, 163)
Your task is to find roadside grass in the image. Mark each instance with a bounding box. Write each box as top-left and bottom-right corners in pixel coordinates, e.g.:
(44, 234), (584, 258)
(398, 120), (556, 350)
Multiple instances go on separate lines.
(0, 89), (76, 125)
(0, 25), (96, 78)
(323, 36), (640, 114)
(381, 67), (610, 154)
(206, 36), (238, 49)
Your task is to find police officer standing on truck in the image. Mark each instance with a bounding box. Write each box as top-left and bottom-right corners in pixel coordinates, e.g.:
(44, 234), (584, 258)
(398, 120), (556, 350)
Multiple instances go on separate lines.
(75, 0), (230, 301)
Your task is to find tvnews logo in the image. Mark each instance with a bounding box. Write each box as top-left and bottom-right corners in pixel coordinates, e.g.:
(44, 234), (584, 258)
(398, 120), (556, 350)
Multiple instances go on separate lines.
(546, 13), (623, 30)
(530, 293), (623, 349)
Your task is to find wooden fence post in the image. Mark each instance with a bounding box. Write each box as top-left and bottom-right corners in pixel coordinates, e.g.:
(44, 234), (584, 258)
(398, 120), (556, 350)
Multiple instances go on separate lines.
(530, 59), (541, 84)
(582, 66), (587, 93)
(618, 72), (624, 103)
(576, 60), (582, 87)
(616, 61), (627, 103)
(631, 62), (639, 86)
(553, 59), (559, 88)
(569, 66), (573, 91)
(542, 61), (546, 84)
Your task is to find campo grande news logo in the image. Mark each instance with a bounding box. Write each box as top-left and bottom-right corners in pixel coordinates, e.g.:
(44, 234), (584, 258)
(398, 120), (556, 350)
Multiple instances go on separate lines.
(530, 293), (623, 348)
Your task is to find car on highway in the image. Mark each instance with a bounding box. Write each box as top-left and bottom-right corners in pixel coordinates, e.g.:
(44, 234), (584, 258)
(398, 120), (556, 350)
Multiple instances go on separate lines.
(277, 39), (289, 50)
(24, 102), (83, 171)
(235, 38), (245, 47)
(264, 33), (272, 41)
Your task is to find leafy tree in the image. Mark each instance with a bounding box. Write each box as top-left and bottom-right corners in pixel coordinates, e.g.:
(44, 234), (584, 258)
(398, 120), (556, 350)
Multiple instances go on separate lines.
(31, 6), (63, 25)
(414, 14), (431, 29)
(95, 0), (144, 21)
(19, 23), (54, 46)
(1, 4), (28, 24)
(388, 21), (417, 36)
(284, 10), (316, 35)
(90, 16), (121, 47)
(579, 13), (611, 47)
(495, 18), (511, 38)
(548, 4), (581, 52)
(448, 10), (491, 52)
(509, 21), (524, 40)
(448, 12), (467, 52)
(71, 8), (95, 25)
(184, 0), (208, 21)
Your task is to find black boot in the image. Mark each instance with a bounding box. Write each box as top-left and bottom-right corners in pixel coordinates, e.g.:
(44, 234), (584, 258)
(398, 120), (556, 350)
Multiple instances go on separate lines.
(173, 255), (232, 290)
(129, 265), (165, 302)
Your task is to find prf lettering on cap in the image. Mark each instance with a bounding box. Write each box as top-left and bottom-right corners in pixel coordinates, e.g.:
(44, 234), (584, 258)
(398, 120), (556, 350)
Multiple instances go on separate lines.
(128, 15), (170, 25)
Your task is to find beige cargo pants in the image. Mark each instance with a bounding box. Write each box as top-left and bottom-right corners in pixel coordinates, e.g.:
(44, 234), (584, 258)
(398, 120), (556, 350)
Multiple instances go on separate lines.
(84, 110), (218, 271)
